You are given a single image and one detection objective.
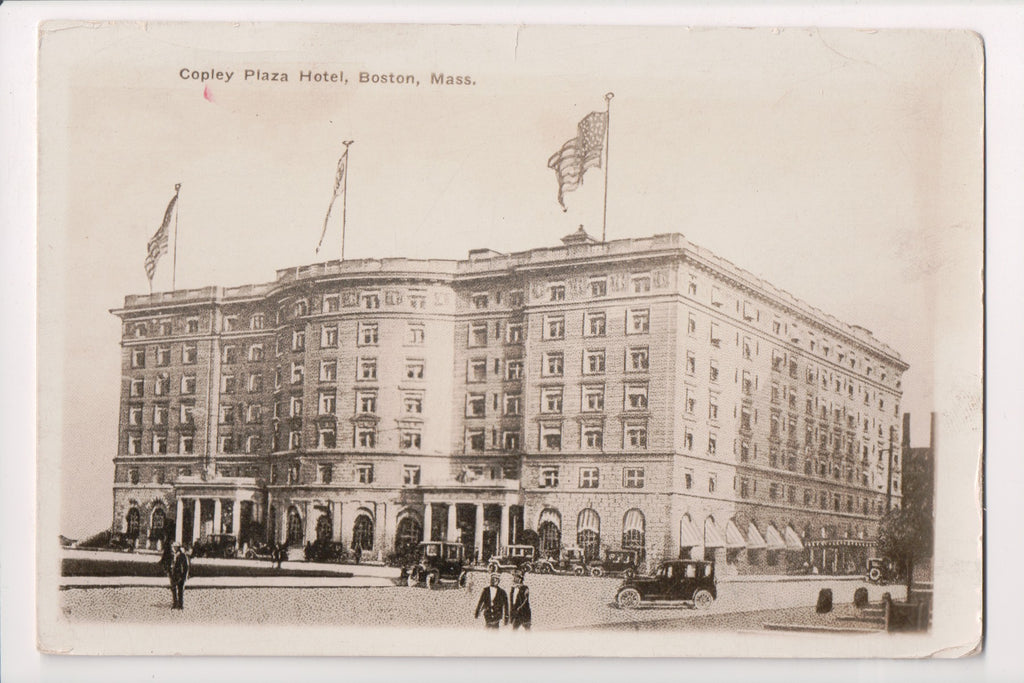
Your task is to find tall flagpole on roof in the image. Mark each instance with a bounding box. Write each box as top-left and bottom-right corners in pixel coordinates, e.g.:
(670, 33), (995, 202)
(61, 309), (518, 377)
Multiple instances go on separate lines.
(316, 141), (354, 259)
(340, 141), (353, 261)
(172, 183), (181, 290)
(601, 92), (614, 243)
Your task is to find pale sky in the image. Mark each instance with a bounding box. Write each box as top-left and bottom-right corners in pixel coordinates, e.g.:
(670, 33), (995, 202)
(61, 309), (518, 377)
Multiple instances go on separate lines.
(37, 23), (983, 539)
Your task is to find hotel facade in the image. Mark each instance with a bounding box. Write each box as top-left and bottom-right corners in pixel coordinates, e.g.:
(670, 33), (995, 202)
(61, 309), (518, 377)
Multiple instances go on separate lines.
(110, 230), (907, 575)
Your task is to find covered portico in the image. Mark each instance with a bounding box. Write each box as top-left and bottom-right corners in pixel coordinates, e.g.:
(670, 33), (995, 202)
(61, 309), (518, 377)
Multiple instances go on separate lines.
(172, 475), (265, 548)
(418, 481), (523, 563)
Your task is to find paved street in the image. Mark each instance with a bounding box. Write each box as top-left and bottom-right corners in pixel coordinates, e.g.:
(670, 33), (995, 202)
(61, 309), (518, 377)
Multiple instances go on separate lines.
(60, 570), (904, 631)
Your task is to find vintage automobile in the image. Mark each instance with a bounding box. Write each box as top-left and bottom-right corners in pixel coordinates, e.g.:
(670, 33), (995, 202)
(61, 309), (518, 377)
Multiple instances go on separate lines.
(615, 560), (717, 609)
(486, 544), (537, 574)
(588, 549), (644, 578)
(866, 557), (899, 585)
(191, 534), (238, 559)
(304, 539), (348, 563)
(244, 542), (279, 561)
(107, 532), (135, 553)
(532, 546), (589, 576)
(405, 541), (470, 589)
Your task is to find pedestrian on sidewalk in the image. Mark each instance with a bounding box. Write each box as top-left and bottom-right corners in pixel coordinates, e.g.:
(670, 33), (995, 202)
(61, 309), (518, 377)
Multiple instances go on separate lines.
(169, 543), (190, 610)
(509, 569), (532, 630)
(274, 542), (285, 569)
(474, 573), (509, 629)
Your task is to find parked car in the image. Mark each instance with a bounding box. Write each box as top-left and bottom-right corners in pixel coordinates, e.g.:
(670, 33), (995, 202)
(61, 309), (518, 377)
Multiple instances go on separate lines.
(533, 546), (589, 576)
(486, 544), (537, 574)
(191, 534), (238, 559)
(304, 539), (348, 563)
(107, 532), (135, 553)
(589, 549), (643, 578)
(615, 560), (717, 609)
(244, 542), (278, 561)
(866, 557), (899, 585)
(405, 541), (470, 588)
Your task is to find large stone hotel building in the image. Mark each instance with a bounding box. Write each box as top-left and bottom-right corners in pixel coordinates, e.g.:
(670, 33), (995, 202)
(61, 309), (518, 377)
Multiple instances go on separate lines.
(110, 229), (907, 574)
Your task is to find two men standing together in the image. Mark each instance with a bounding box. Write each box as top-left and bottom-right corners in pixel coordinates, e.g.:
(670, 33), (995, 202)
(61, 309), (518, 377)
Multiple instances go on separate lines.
(474, 570), (531, 630)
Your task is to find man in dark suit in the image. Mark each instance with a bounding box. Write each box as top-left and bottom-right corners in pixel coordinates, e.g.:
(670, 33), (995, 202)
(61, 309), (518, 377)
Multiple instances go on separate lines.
(169, 543), (191, 609)
(509, 569), (532, 630)
(474, 573), (509, 628)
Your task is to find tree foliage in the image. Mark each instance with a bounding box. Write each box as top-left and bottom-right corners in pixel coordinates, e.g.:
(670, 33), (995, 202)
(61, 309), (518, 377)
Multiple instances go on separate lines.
(876, 444), (934, 589)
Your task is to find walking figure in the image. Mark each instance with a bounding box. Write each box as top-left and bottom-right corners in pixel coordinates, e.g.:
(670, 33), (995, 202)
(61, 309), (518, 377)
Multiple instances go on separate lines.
(169, 543), (190, 610)
(509, 569), (532, 630)
(474, 573), (509, 629)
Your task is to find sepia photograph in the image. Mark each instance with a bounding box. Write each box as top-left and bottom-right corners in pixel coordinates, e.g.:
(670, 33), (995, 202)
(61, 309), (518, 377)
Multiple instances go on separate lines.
(31, 20), (983, 660)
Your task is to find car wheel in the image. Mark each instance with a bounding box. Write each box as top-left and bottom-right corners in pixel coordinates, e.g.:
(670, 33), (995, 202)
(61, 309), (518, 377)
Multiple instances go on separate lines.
(425, 572), (439, 589)
(617, 588), (641, 610)
(692, 589), (714, 610)
(406, 571), (420, 588)
(590, 566), (604, 578)
(573, 566), (585, 576)
(868, 567), (882, 582)
(458, 571), (469, 588)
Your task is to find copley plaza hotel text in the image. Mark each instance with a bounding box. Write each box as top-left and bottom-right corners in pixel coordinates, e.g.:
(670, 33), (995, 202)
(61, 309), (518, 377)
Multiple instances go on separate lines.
(110, 229), (906, 575)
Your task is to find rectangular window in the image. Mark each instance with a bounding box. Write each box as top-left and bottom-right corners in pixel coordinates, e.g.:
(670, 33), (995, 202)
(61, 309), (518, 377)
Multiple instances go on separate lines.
(506, 360), (524, 380)
(545, 316), (565, 340)
(740, 478), (750, 499)
(468, 358), (487, 382)
(219, 434), (236, 453)
(467, 429), (486, 452)
(319, 391), (337, 415)
(582, 425), (603, 449)
(127, 433), (142, 455)
(315, 463), (333, 484)
(504, 393), (521, 416)
(318, 360), (337, 382)
(358, 322), (379, 346)
(686, 351), (696, 375)
(356, 464), (374, 483)
(625, 423), (648, 448)
(403, 465), (421, 485)
(406, 324), (425, 345)
(221, 346), (237, 365)
(624, 468), (645, 489)
(405, 360), (424, 380)
(539, 466), (560, 487)
(708, 396), (719, 420)
(360, 293), (380, 310)
(472, 293), (489, 309)
(288, 363), (303, 385)
(632, 275), (651, 293)
(507, 323), (524, 344)
(409, 294), (427, 309)
(708, 435), (718, 455)
(688, 314), (697, 335)
(585, 312), (606, 337)
(155, 346), (171, 366)
(180, 435), (194, 454)
(246, 404), (262, 423)
(743, 371), (754, 396)
(709, 360), (719, 382)
(625, 384), (648, 410)
(540, 425), (562, 451)
(246, 344), (264, 363)
(582, 385), (605, 412)
(182, 343), (197, 364)
(628, 347), (649, 372)
(291, 330), (305, 352)
(248, 373), (263, 393)
(684, 469), (693, 489)
(585, 349), (606, 375)
(466, 393), (486, 417)
(579, 468), (600, 489)
(503, 431), (521, 451)
(320, 324), (339, 348)
(219, 374), (236, 394)
(684, 388), (696, 415)
(316, 425), (337, 449)
(541, 388), (563, 414)
(179, 403), (194, 425)
(128, 404), (143, 426)
(153, 433), (168, 455)
(358, 391), (377, 414)
(185, 318), (199, 334)
(590, 279), (607, 297)
(359, 358), (378, 380)
(627, 309), (650, 334)
(543, 352), (564, 377)
(469, 322), (488, 347)
(549, 284), (566, 302)
(401, 432), (423, 450)
(404, 393), (424, 414)
(356, 426), (376, 448)
(289, 395), (303, 417)
(153, 404), (168, 426)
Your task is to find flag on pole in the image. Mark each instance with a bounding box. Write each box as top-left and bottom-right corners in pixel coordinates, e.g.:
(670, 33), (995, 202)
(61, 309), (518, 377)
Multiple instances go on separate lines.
(547, 111), (608, 211)
(316, 145), (352, 254)
(144, 190), (179, 283)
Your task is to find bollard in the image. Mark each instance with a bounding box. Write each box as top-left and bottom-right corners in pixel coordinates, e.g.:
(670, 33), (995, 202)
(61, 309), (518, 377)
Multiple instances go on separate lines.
(853, 587), (869, 608)
(815, 588), (833, 614)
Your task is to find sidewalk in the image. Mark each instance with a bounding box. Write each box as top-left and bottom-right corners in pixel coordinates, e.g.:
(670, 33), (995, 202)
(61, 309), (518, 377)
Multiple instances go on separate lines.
(60, 574), (397, 589)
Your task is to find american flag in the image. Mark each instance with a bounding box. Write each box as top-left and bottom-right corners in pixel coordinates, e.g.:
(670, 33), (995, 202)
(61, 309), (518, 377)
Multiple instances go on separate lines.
(547, 111), (608, 211)
(144, 190), (179, 282)
(316, 143), (353, 254)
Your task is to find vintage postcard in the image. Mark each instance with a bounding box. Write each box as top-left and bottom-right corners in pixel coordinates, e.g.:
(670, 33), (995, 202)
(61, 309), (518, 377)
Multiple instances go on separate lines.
(36, 22), (983, 657)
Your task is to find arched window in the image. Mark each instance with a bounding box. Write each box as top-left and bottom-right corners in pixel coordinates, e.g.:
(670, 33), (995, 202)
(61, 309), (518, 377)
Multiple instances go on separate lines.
(150, 507), (166, 541)
(537, 508), (562, 558)
(126, 507), (141, 538)
(287, 506), (303, 546)
(622, 509), (645, 560)
(576, 508), (601, 562)
(352, 513), (374, 551)
(395, 515), (423, 558)
(315, 513), (333, 542)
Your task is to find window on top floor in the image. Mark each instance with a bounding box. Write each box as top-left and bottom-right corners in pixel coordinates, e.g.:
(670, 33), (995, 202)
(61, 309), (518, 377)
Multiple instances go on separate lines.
(549, 284), (566, 302)
(632, 275), (651, 293)
(590, 279), (607, 297)
(472, 293), (489, 309)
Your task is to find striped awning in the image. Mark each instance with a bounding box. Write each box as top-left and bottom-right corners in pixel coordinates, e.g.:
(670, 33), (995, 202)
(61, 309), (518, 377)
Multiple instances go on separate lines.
(679, 515), (702, 547)
(703, 518), (726, 548)
(764, 524), (786, 550)
(784, 525), (805, 551)
(623, 509), (645, 533)
(577, 508), (600, 532)
(746, 522), (767, 549)
(538, 508), (561, 528)
(725, 519), (746, 549)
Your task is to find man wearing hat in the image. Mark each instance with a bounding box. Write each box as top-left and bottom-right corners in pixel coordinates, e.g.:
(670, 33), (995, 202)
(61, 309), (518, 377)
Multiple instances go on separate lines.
(509, 569), (532, 630)
(169, 543), (191, 610)
(474, 573), (509, 629)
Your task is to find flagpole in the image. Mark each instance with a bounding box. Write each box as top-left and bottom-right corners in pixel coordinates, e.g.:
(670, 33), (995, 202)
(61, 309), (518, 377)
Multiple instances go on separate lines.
(602, 92), (614, 243)
(340, 141), (353, 261)
(171, 183), (181, 290)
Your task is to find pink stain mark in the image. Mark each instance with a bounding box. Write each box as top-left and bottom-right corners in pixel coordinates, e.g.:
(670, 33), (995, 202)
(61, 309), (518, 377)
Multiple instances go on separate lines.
(203, 85), (214, 102)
